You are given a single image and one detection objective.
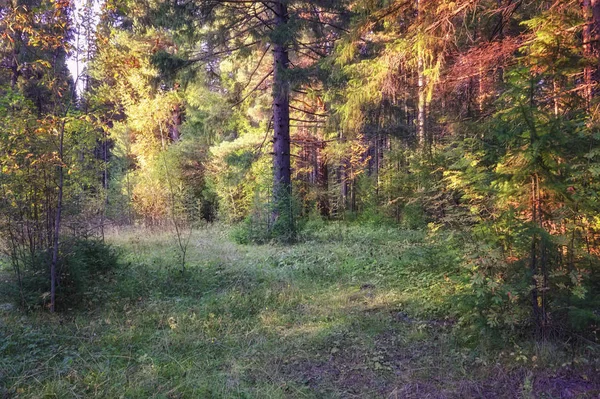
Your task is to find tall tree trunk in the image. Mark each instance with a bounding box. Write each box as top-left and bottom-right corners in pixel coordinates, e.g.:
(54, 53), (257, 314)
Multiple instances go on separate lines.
(317, 141), (329, 217)
(583, 0), (600, 101)
(100, 128), (109, 242)
(417, 60), (426, 148)
(416, 0), (426, 150)
(593, 0), (600, 89)
(272, 0), (292, 229)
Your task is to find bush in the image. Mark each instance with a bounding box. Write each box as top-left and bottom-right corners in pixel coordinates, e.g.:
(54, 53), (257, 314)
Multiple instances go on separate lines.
(401, 202), (427, 229)
(7, 238), (120, 310)
(231, 191), (301, 245)
(230, 214), (272, 245)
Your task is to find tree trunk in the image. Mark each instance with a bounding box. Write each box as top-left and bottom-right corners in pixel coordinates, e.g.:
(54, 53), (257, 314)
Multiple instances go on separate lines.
(170, 102), (182, 142)
(583, 0), (600, 101)
(317, 141), (329, 217)
(416, 0), (426, 150)
(272, 0), (292, 227)
(417, 58), (426, 148)
(529, 174), (541, 334)
(593, 0), (600, 87)
(101, 128), (109, 242)
(50, 121), (65, 313)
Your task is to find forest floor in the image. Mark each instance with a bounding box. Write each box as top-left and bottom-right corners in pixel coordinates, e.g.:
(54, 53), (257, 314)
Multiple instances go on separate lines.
(1, 223), (599, 398)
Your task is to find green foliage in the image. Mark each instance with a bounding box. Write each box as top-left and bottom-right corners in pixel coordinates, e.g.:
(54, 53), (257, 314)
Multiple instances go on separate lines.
(400, 203), (427, 229)
(231, 189), (301, 244)
(443, 22), (600, 336)
(210, 131), (272, 223)
(54, 239), (120, 309)
(2, 238), (119, 310)
(0, 94), (106, 313)
(151, 50), (190, 83)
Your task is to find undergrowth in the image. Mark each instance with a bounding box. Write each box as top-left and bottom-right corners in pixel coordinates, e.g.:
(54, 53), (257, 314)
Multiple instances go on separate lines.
(0, 223), (598, 398)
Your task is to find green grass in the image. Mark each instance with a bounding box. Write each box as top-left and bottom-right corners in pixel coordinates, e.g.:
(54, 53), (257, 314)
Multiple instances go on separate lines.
(1, 223), (599, 398)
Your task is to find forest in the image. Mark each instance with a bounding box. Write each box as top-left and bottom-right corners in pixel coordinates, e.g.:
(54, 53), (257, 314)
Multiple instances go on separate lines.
(1, 0), (600, 397)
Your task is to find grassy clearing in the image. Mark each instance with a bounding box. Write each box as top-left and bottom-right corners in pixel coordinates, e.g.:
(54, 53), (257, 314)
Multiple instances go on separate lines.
(1, 223), (599, 398)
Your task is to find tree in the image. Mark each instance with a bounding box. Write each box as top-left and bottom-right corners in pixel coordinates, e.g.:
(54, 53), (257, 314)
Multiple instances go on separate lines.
(1, 0), (110, 311)
(444, 2), (600, 335)
(271, 0), (292, 227)
(150, 0), (352, 238)
(582, 0), (600, 102)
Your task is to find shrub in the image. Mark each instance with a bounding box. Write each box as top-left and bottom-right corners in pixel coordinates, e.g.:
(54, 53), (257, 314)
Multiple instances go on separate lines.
(231, 191), (301, 245)
(5, 238), (120, 310)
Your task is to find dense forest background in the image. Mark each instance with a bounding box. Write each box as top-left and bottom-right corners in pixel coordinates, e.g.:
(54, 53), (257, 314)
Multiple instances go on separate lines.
(2, 1), (600, 393)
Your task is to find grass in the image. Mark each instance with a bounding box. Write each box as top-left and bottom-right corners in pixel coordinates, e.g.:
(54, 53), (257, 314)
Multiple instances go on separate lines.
(1, 223), (599, 398)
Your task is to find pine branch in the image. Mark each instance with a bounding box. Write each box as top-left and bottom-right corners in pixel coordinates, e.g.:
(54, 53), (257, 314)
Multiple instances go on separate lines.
(296, 16), (350, 33)
(240, 43), (271, 92)
(188, 40), (261, 63)
(290, 117), (325, 123)
(289, 104), (328, 117)
(232, 69), (273, 107)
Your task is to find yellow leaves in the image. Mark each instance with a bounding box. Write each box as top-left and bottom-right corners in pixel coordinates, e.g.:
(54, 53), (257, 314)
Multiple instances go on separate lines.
(78, 114), (95, 124)
(37, 60), (52, 68)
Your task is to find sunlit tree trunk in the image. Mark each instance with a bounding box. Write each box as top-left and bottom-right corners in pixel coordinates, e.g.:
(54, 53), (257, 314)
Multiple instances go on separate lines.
(416, 0), (426, 151)
(417, 63), (426, 148)
(170, 102), (182, 142)
(583, 0), (600, 102)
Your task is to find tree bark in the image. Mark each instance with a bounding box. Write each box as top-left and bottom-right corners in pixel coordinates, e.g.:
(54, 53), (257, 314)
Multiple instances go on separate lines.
(170, 102), (182, 142)
(583, 0), (600, 101)
(272, 0), (292, 224)
(416, 0), (426, 150)
(317, 141), (329, 217)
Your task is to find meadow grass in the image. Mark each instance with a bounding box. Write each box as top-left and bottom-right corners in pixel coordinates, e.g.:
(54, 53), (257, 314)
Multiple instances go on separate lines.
(0, 223), (598, 398)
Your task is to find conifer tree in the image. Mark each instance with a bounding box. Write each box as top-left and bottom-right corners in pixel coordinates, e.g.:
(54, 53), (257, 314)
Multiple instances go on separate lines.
(166, 0), (352, 238)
